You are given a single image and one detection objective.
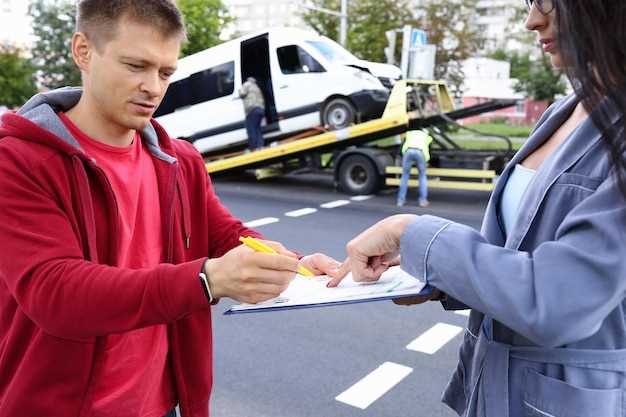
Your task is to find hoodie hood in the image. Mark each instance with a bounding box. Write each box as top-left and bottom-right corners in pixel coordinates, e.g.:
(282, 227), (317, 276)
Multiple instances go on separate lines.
(0, 87), (176, 163)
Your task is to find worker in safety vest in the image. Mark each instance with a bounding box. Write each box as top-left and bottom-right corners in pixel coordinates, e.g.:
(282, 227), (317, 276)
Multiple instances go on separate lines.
(397, 129), (432, 207)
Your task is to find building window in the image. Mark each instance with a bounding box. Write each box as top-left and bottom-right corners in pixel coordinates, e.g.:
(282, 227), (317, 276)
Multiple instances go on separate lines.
(516, 99), (525, 113)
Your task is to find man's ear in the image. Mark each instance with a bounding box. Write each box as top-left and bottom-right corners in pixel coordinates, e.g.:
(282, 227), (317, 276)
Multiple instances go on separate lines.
(71, 32), (93, 72)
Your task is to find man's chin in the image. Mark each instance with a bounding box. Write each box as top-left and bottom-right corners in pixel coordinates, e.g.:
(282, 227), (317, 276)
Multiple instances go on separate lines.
(125, 115), (152, 131)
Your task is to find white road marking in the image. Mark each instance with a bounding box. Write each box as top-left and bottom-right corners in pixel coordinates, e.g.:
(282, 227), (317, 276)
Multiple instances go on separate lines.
(406, 323), (463, 354)
(243, 217), (280, 228)
(454, 310), (471, 317)
(320, 199), (351, 209)
(335, 362), (413, 410)
(284, 208), (318, 217)
(350, 195), (374, 201)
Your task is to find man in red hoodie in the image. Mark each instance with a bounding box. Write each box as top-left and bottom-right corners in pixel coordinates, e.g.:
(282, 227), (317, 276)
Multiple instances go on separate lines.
(0, 1), (340, 416)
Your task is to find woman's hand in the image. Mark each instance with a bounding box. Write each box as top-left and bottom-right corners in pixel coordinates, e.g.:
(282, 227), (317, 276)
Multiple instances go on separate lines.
(327, 214), (418, 287)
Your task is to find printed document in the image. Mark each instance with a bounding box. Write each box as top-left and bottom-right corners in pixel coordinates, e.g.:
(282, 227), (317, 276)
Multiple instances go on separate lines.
(225, 266), (429, 315)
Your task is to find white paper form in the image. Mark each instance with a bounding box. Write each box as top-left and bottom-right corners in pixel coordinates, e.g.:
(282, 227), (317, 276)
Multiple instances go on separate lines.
(225, 266), (429, 315)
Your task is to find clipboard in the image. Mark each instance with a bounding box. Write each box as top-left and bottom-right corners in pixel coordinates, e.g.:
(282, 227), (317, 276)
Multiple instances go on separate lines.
(224, 266), (431, 315)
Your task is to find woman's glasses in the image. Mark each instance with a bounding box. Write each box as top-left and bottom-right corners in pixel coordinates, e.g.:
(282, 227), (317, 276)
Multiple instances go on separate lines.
(524, 0), (555, 15)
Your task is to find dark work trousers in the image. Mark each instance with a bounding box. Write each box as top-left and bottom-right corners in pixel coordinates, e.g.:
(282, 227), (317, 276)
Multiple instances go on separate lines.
(245, 107), (265, 150)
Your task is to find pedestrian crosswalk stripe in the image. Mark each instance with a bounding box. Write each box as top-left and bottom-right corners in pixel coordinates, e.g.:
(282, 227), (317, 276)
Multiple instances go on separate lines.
(320, 200), (350, 208)
(243, 217), (280, 228)
(285, 208), (318, 217)
(406, 323), (463, 354)
(335, 362), (413, 410)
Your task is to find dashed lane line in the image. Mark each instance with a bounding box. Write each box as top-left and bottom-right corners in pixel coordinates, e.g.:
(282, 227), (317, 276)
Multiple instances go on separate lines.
(320, 199), (351, 209)
(335, 362), (413, 410)
(350, 195), (374, 201)
(284, 208), (318, 217)
(243, 217), (280, 228)
(406, 323), (463, 355)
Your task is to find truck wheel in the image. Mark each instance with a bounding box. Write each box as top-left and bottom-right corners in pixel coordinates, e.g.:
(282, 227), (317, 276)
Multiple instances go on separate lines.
(337, 155), (380, 195)
(322, 98), (356, 130)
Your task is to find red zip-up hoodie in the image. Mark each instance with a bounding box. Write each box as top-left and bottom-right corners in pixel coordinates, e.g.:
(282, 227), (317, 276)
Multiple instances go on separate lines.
(0, 88), (262, 417)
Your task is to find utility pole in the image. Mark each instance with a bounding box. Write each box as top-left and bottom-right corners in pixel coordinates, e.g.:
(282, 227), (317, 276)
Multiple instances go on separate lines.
(302, 1), (349, 47)
(339, 0), (348, 47)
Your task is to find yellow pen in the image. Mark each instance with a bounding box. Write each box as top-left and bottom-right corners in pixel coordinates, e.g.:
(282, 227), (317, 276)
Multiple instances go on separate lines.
(238, 236), (315, 277)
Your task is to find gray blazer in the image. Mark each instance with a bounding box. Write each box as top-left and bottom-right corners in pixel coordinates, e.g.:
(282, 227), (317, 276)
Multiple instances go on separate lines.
(400, 94), (626, 417)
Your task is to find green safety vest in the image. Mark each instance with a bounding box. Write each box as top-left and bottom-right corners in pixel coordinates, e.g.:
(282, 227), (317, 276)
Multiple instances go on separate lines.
(402, 129), (432, 162)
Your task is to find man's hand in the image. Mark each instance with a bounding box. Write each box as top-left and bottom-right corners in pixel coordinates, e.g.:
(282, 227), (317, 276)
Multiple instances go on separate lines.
(327, 214), (417, 287)
(299, 253), (342, 277)
(204, 240), (299, 304)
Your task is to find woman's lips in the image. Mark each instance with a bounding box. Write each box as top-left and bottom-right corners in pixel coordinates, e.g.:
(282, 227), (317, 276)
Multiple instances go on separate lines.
(540, 39), (556, 53)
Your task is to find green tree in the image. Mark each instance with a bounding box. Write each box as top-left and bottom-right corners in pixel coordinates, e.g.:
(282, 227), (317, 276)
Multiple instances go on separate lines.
(29, 0), (81, 89)
(302, 0), (483, 94)
(348, 0), (413, 62)
(301, 0), (412, 62)
(489, 48), (567, 104)
(178, 0), (233, 57)
(301, 0), (341, 44)
(514, 53), (566, 103)
(416, 0), (485, 96)
(0, 46), (38, 108)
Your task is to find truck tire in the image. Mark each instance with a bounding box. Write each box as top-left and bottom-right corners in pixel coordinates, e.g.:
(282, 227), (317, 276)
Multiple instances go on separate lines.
(322, 98), (356, 130)
(337, 154), (380, 195)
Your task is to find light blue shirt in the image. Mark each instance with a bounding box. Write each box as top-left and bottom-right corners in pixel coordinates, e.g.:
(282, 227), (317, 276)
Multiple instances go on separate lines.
(500, 164), (536, 235)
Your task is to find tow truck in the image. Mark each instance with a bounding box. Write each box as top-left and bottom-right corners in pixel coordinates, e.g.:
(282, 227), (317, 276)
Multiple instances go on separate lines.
(204, 80), (516, 194)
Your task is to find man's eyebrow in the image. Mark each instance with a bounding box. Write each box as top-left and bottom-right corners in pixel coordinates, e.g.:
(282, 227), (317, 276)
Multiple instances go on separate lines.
(119, 56), (177, 71)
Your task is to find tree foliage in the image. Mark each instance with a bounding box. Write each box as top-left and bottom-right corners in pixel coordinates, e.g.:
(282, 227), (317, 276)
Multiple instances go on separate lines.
(490, 49), (567, 103)
(0, 46), (38, 108)
(302, 0), (483, 94)
(29, 0), (81, 89)
(178, 0), (234, 57)
(416, 0), (485, 95)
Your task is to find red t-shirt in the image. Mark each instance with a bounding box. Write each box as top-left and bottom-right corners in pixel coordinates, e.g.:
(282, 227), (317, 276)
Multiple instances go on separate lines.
(59, 113), (176, 417)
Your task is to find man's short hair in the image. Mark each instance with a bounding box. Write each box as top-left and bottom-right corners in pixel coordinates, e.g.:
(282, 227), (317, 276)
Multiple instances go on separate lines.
(76, 0), (187, 50)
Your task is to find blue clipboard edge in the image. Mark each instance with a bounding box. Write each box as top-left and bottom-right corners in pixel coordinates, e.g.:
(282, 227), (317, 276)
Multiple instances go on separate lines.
(224, 284), (433, 315)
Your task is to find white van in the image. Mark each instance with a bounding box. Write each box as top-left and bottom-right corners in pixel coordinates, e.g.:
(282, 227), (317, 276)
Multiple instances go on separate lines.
(155, 27), (401, 154)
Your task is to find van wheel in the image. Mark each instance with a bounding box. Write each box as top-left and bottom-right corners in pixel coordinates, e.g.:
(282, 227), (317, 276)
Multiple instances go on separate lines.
(322, 98), (356, 130)
(337, 155), (380, 195)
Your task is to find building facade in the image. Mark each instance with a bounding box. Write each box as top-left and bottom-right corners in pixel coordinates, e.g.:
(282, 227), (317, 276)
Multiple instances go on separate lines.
(222, 0), (308, 38)
(0, 0), (32, 49)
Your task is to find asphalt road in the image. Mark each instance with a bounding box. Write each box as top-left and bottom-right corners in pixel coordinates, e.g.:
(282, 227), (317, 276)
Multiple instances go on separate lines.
(207, 174), (490, 417)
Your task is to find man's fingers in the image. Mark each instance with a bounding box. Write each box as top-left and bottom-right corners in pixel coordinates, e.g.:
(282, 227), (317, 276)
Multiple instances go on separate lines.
(300, 253), (341, 275)
(262, 240), (298, 258)
(253, 252), (300, 273)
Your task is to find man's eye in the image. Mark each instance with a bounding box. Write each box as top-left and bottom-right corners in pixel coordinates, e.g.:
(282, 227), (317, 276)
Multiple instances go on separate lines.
(127, 63), (143, 71)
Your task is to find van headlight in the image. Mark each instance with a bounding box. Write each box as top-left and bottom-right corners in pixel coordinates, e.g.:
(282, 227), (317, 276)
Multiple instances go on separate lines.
(354, 70), (382, 87)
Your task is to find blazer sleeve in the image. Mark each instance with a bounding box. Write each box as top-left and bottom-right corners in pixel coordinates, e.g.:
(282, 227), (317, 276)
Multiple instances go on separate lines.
(400, 171), (626, 348)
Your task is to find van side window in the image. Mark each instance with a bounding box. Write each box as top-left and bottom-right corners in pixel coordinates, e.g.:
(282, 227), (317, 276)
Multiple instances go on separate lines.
(189, 61), (235, 104)
(277, 45), (325, 74)
(154, 61), (235, 117)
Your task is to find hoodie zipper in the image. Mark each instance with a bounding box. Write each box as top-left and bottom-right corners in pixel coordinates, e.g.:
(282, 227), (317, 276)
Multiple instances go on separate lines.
(88, 159), (121, 265)
(176, 175), (191, 250)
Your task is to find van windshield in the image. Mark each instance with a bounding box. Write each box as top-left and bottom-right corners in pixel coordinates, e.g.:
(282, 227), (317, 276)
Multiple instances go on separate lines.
(305, 40), (356, 63)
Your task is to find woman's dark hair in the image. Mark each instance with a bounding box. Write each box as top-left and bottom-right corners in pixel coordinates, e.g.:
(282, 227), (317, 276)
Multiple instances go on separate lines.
(555, 0), (626, 196)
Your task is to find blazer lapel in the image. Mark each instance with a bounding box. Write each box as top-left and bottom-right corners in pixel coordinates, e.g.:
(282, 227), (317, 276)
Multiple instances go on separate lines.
(506, 96), (619, 250)
(481, 95), (579, 245)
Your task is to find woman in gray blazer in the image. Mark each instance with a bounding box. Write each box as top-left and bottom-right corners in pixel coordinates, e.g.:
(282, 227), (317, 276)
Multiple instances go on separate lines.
(330, 0), (626, 416)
